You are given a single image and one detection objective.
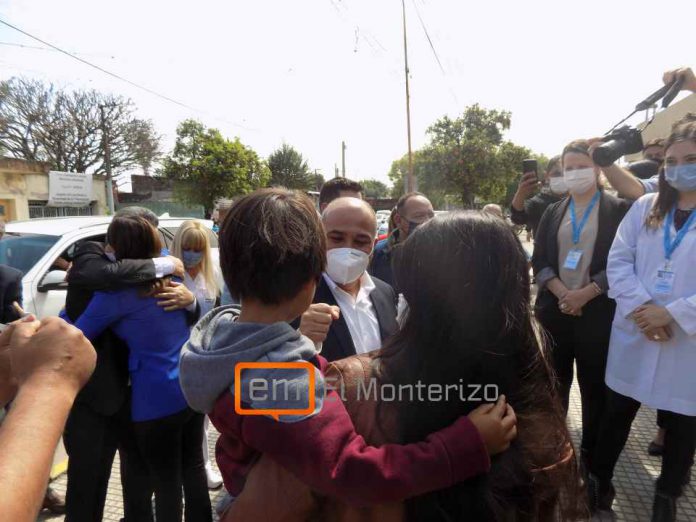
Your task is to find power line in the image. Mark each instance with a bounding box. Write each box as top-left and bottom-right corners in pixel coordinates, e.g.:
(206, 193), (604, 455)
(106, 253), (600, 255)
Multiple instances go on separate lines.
(409, 0), (444, 75)
(0, 18), (256, 131)
(409, 0), (459, 104)
(0, 41), (115, 59)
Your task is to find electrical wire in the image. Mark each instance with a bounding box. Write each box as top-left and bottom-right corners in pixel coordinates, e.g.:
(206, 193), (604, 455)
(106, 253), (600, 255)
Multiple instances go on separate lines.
(0, 18), (257, 131)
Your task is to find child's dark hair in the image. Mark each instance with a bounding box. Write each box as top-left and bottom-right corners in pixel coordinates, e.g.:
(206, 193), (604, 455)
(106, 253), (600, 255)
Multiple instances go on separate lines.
(219, 188), (326, 305)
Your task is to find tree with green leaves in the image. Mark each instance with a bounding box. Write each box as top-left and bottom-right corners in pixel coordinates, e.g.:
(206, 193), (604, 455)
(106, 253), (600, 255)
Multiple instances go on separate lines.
(389, 104), (536, 208)
(360, 179), (390, 198)
(267, 143), (313, 190)
(161, 119), (270, 215)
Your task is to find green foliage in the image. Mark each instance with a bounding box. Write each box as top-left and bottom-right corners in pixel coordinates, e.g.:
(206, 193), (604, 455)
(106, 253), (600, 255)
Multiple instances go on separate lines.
(267, 143), (313, 190)
(388, 104), (539, 208)
(161, 119), (270, 213)
(360, 179), (390, 198)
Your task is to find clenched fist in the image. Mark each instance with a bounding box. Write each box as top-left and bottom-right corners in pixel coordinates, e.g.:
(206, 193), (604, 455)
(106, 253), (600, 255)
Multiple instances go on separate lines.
(9, 317), (96, 397)
(299, 303), (341, 344)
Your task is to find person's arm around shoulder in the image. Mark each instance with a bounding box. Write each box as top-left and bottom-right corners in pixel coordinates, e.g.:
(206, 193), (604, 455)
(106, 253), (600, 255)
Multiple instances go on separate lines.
(67, 241), (184, 288)
(212, 389), (515, 506)
(0, 317), (95, 521)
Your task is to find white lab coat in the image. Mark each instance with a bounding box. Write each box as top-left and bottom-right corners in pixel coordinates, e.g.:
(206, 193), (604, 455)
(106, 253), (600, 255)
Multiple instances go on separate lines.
(606, 194), (696, 416)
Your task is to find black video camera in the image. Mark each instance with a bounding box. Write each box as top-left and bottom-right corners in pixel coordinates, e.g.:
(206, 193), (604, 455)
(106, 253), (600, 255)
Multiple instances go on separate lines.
(592, 126), (643, 167)
(591, 76), (685, 168)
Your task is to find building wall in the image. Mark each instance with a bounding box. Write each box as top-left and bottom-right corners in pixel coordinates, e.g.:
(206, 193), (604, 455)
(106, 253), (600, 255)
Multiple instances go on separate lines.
(0, 157), (108, 221)
(625, 93), (696, 162)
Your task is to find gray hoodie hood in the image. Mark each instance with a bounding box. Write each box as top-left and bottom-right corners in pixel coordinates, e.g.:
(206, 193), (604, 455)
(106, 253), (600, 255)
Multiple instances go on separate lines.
(179, 306), (324, 422)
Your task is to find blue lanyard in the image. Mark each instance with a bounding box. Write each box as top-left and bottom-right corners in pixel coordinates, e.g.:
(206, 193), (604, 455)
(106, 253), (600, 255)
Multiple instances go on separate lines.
(664, 207), (696, 261)
(569, 191), (600, 245)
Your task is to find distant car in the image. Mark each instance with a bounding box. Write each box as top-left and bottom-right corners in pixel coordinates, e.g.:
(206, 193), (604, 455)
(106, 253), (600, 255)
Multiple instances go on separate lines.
(2, 216), (217, 319)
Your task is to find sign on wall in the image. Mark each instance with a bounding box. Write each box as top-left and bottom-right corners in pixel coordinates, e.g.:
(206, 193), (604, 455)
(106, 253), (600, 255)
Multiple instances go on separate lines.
(47, 171), (93, 207)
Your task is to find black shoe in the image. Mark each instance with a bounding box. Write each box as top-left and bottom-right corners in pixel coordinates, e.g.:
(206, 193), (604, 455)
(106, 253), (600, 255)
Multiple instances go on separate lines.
(42, 487), (66, 515)
(648, 441), (664, 456)
(587, 473), (615, 513)
(651, 492), (677, 522)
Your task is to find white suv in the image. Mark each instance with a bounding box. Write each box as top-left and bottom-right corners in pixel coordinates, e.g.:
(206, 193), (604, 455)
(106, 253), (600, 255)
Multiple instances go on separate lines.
(2, 216), (217, 319)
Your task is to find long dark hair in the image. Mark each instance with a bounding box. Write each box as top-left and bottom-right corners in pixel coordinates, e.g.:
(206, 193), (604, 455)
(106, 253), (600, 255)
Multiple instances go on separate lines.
(376, 212), (582, 521)
(647, 116), (696, 229)
(106, 215), (167, 296)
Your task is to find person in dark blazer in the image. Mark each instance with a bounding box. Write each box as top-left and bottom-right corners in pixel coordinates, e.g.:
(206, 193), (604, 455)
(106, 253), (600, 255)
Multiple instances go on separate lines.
(63, 206), (192, 522)
(63, 213), (211, 522)
(0, 264), (22, 324)
(298, 198), (398, 362)
(532, 139), (631, 475)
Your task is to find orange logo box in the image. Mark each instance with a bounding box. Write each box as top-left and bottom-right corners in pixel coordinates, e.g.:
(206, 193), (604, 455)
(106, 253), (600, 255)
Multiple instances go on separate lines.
(234, 362), (316, 421)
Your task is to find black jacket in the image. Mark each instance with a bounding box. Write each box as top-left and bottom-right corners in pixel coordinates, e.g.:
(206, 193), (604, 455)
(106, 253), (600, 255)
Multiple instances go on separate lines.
(297, 275), (399, 363)
(510, 191), (564, 235)
(532, 191), (631, 313)
(65, 241), (157, 416)
(0, 264), (23, 323)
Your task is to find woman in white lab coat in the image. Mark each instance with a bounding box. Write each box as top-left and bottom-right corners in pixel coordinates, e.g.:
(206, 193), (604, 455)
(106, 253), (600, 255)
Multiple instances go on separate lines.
(587, 117), (696, 522)
(172, 220), (224, 490)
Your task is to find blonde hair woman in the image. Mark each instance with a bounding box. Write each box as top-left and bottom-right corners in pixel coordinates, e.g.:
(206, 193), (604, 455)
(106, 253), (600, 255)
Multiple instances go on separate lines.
(172, 220), (223, 490)
(172, 220), (221, 317)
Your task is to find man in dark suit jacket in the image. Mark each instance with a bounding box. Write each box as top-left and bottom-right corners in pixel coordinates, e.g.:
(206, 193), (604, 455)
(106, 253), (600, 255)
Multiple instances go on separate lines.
(63, 207), (193, 522)
(298, 198), (398, 362)
(0, 264), (22, 324)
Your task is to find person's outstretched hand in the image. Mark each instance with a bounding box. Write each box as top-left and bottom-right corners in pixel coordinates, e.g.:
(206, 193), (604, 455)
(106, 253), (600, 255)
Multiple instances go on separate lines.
(468, 395), (517, 455)
(663, 67), (696, 94)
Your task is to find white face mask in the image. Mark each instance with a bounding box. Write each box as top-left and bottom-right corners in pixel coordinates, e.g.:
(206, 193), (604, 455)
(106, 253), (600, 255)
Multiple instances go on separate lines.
(549, 177), (568, 194)
(326, 247), (370, 285)
(563, 168), (597, 195)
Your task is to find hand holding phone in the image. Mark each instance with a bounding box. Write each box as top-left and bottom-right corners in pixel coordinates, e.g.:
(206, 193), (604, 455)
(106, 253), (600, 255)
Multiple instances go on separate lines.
(522, 159), (542, 182)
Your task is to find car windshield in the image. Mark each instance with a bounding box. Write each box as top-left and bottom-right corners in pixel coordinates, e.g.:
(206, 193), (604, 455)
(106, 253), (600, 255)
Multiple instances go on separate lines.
(0, 233), (60, 276)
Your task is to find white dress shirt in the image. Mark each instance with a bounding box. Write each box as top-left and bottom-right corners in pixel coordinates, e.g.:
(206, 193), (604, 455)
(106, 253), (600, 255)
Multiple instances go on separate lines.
(606, 194), (696, 416)
(183, 268), (221, 317)
(323, 272), (382, 355)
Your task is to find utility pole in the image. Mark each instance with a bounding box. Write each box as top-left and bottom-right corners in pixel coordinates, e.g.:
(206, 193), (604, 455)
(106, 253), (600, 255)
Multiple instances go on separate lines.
(341, 141), (347, 178)
(334, 164), (339, 178)
(99, 104), (115, 214)
(401, 0), (415, 193)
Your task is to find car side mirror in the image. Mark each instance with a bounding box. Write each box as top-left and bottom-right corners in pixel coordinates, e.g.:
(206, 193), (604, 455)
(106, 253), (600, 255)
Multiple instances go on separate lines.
(38, 270), (68, 292)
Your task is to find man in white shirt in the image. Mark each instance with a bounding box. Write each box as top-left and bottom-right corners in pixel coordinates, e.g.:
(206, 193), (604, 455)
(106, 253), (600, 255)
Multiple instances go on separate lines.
(298, 198), (398, 361)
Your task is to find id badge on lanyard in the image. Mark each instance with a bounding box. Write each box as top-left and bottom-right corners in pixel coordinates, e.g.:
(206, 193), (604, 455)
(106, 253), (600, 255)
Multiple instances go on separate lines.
(563, 249), (583, 270)
(658, 207), (696, 295)
(654, 266), (675, 296)
(566, 192), (599, 271)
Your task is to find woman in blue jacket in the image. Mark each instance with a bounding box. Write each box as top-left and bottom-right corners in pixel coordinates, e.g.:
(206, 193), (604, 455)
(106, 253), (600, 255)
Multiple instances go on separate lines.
(64, 215), (211, 522)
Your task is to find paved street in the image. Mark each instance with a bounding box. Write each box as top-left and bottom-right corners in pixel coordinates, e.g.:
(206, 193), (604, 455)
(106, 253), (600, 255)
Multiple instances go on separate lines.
(37, 380), (696, 522)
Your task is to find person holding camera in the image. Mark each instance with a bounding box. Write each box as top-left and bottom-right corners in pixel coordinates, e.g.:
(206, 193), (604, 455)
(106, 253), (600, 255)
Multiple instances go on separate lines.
(532, 140), (630, 476)
(511, 155), (567, 237)
(587, 116), (696, 522)
(599, 67), (696, 199)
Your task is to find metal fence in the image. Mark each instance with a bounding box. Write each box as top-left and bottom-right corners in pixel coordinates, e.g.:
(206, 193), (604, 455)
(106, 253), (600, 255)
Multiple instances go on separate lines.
(28, 201), (94, 219)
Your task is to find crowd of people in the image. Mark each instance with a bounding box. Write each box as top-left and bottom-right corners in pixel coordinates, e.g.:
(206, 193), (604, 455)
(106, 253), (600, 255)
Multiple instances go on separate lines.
(0, 66), (694, 522)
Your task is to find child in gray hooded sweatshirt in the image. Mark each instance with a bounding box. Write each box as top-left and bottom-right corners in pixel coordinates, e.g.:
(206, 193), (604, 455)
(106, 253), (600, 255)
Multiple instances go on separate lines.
(179, 188), (515, 513)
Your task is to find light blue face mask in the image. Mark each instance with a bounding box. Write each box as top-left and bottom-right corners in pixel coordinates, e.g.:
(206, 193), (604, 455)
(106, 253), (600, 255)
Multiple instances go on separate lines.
(665, 164), (696, 192)
(182, 249), (204, 268)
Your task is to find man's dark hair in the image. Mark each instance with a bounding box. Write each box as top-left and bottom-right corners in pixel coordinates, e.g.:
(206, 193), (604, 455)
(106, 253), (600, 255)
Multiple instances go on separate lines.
(643, 137), (665, 151)
(396, 191), (427, 213)
(115, 206), (159, 227)
(318, 178), (363, 208)
(219, 188), (326, 305)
